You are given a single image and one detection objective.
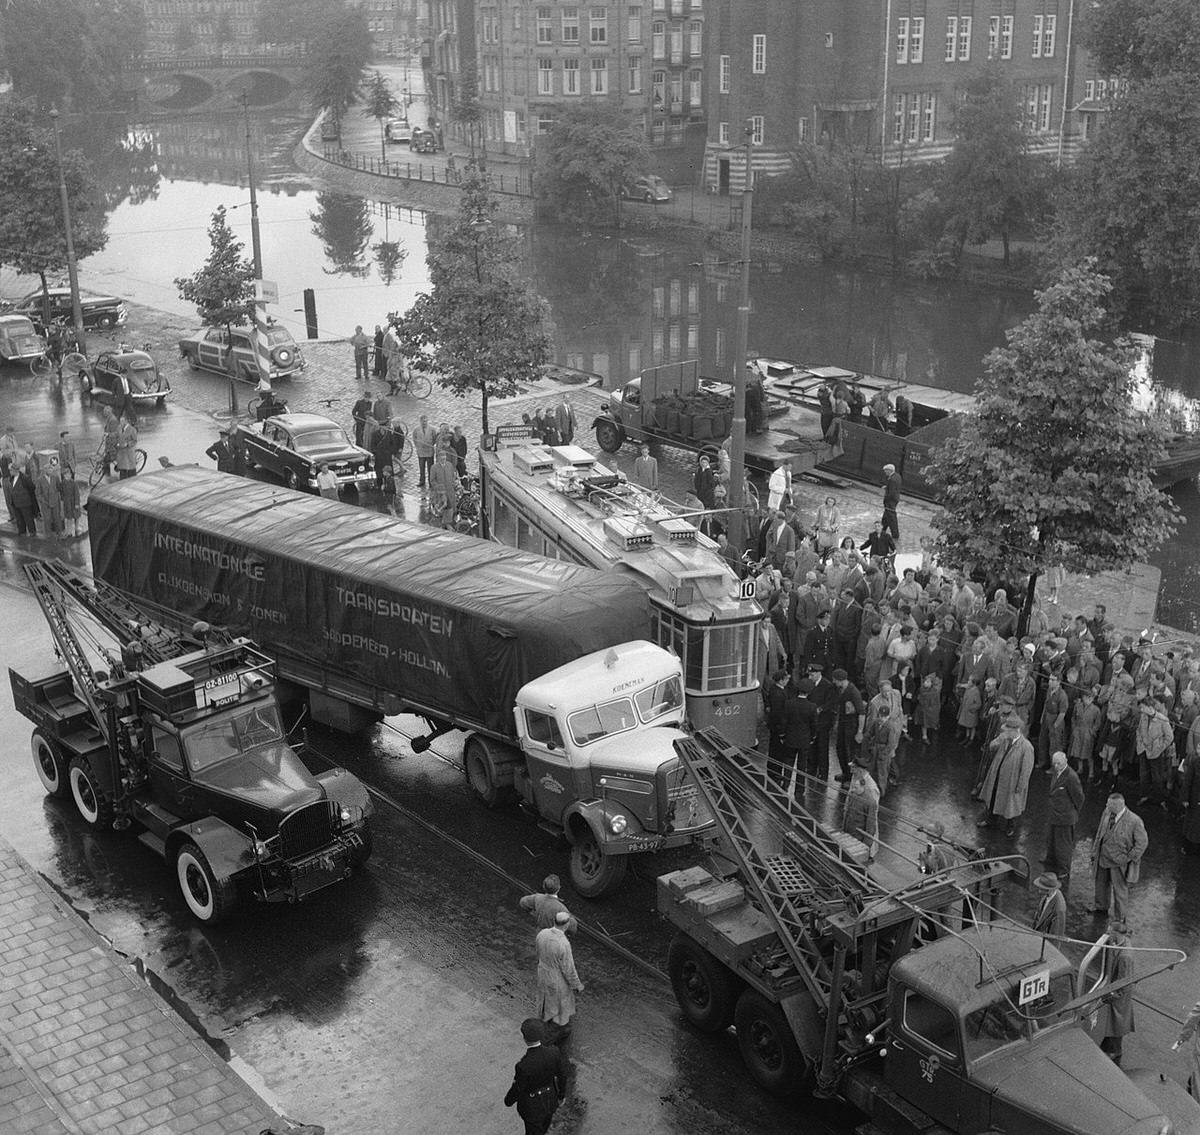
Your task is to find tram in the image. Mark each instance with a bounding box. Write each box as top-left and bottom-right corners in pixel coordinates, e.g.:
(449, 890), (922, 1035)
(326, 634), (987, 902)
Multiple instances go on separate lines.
(478, 427), (762, 745)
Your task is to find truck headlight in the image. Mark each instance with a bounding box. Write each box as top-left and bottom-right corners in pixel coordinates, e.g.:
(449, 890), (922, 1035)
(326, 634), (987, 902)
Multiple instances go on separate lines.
(340, 807), (352, 822)
(609, 814), (628, 835)
(253, 840), (269, 858)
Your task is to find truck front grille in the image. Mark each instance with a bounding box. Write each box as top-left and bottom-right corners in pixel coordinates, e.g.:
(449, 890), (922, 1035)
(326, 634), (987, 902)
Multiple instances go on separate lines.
(277, 801), (338, 859)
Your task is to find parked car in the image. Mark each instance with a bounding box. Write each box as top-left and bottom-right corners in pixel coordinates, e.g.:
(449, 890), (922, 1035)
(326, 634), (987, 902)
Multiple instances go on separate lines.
(0, 314), (46, 363)
(178, 324), (305, 382)
(4, 286), (128, 331)
(410, 126), (439, 153)
(385, 118), (413, 144)
(80, 346), (171, 409)
(237, 412), (374, 493)
(621, 174), (672, 204)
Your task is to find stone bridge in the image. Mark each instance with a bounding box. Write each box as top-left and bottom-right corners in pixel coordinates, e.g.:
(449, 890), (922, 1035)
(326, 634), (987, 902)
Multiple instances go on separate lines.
(127, 56), (308, 112)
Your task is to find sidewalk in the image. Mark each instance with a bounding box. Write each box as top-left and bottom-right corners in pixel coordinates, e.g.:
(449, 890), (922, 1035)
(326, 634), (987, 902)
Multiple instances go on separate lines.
(0, 838), (290, 1135)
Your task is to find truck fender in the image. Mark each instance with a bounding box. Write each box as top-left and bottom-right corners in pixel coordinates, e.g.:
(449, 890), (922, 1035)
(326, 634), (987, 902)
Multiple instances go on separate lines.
(779, 990), (825, 1064)
(562, 798), (647, 846)
(314, 766), (374, 819)
(164, 817), (255, 882)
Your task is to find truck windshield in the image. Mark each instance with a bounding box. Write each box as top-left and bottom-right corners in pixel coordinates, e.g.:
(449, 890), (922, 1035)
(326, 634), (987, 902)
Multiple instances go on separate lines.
(962, 973), (1073, 1061)
(567, 697), (638, 746)
(184, 704), (283, 772)
(635, 675), (683, 723)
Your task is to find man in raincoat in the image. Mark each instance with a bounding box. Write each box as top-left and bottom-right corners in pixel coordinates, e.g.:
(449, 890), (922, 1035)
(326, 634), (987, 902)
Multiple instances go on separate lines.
(976, 715), (1035, 837)
(535, 910), (585, 1046)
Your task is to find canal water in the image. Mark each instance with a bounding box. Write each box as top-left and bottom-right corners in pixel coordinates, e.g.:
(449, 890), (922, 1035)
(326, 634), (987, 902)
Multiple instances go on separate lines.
(12, 105), (1200, 630)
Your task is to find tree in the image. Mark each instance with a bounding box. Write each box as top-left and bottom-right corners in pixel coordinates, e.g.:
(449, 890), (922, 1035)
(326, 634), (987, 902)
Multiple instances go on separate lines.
(0, 105), (108, 321)
(536, 103), (650, 226)
(1052, 0), (1200, 328)
(310, 193), (372, 278)
(304, 7), (371, 123)
(363, 70), (399, 159)
(174, 206), (255, 330)
(394, 163), (552, 434)
(941, 65), (1042, 267)
(924, 261), (1178, 626)
(452, 64), (483, 156)
(373, 240), (406, 286)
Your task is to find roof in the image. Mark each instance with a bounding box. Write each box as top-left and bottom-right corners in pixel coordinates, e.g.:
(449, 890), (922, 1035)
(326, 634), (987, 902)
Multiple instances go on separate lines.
(891, 925), (1070, 1017)
(518, 640), (681, 711)
(258, 413), (343, 432)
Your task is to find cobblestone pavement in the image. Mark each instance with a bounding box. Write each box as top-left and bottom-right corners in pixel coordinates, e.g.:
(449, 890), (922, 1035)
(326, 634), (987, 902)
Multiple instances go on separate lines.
(0, 839), (286, 1135)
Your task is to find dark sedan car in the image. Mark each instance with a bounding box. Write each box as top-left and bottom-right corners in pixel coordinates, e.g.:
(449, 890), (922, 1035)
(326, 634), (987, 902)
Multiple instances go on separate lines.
(80, 347), (171, 408)
(237, 412), (374, 493)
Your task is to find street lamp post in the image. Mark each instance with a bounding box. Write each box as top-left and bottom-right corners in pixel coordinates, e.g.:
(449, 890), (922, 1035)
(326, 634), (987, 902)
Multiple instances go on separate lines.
(49, 107), (85, 354)
(726, 126), (755, 553)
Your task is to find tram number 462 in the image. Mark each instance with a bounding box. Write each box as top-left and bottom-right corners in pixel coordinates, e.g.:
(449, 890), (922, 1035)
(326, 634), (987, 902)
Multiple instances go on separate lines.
(713, 704), (741, 718)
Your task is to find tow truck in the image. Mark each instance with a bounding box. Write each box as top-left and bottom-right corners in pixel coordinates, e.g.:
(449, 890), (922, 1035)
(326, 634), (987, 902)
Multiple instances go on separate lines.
(659, 730), (1200, 1135)
(9, 561), (373, 924)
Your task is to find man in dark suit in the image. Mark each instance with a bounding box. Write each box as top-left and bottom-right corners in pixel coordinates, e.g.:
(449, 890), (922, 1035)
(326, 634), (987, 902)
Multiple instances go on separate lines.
(504, 1018), (566, 1134)
(1045, 750), (1084, 883)
(804, 663), (838, 779)
(831, 588), (862, 675)
(800, 609), (836, 678)
(1091, 792), (1148, 921)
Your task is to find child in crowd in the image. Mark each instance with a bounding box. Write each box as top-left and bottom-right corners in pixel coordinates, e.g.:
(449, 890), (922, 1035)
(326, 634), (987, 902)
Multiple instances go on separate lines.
(957, 676), (982, 743)
(915, 673), (942, 743)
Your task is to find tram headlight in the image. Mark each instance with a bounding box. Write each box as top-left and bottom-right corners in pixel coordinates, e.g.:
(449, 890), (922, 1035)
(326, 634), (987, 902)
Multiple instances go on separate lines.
(609, 814), (628, 835)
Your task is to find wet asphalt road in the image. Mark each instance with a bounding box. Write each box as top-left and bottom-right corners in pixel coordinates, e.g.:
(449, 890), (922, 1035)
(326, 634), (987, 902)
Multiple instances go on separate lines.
(3, 326), (1200, 1133)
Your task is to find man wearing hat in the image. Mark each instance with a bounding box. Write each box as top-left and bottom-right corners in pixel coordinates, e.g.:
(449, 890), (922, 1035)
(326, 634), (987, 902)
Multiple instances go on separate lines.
(535, 910), (585, 1047)
(351, 388), (373, 448)
(1031, 872), (1067, 938)
(205, 427), (241, 475)
(832, 668), (866, 782)
(976, 715), (1035, 837)
(880, 462), (901, 540)
(801, 608), (836, 679)
(504, 1018), (566, 1134)
(1091, 791), (1148, 920)
(804, 658), (838, 779)
(1044, 751), (1083, 883)
(1095, 922), (1135, 1066)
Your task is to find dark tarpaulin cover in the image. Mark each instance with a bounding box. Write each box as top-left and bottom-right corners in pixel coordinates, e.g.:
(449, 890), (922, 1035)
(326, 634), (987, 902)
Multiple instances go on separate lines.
(88, 467), (651, 737)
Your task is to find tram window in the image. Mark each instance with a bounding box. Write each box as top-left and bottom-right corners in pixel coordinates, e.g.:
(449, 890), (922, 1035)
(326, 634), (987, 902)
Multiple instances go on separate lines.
(567, 697), (637, 745)
(635, 675), (683, 722)
(524, 710), (565, 750)
(685, 626), (706, 689)
(701, 622), (756, 691)
(517, 514), (541, 554)
(492, 491), (517, 545)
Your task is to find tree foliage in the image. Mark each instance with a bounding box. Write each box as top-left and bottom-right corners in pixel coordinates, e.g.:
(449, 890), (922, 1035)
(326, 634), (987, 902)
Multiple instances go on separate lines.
(304, 7), (371, 122)
(373, 240), (406, 286)
(1053, 0), (1200, 328)
(536, 103), (650, 226)
(363, 70), (399, 157)
(174, 206), (255, 329)
(0, 105), (107, 300)
(310, 193), (372, 278)
(394, 163), (552, 433)
(925, 261), (1177, 593)
(0, 0), (145, 110)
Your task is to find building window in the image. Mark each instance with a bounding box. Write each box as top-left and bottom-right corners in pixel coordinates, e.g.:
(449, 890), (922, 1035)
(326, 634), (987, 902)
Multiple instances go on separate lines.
(538, 58), (553, 95)
(670, 73), (683, 108)
(798, 116), (809, 142)
(907, 95), (920, 141)
(652, 20), (665, 58)
(1023, 83), (1052, 131)
(670, 25), (683, 62)
(752, 33), (765, 73)
(715, 327), (726, 367)
(629, 5), (641, 41)
(1032, 14), (1043, 57)
(892, 92), (904, 143)
(922, 92), (936, 140)
(562, 6), (580, 43)
(719, 54), (730, 93)
(958, 15), (971, 60)
(687, 19), (701, 57)
(909, 16), (924, 62)
(563, 57), (580, 94)
(945, 15), (956, 63)
(652, 69), (666, 108)
(718, 120), (728, 143)
(750, 114), (763, 144)
(591, 57), (608, 94)
(1001, 15), (1013, 59)
(590, 6), (607, 44)
(892, 92), (936, 144)
(627, 56), (642, 93)
(1042, 14), (1056, 57)
(896, 16), (908, 63)
(537, 112), (555, 134)
(537, 6), (552, 44)
(1084, 78), (1095, 101)
(687, 67), (701, 106)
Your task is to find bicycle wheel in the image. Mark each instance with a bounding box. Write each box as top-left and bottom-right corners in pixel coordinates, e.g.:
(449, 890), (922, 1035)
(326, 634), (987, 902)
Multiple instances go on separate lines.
(134, 449), (147, 474)
(393, 429), (413, 465)
(246, 395), (262, 419)
(29, 354), (51, 377)
(62, 352), (88, 373)
(88, 457), (107, 489)
(407, 374), (432, 400)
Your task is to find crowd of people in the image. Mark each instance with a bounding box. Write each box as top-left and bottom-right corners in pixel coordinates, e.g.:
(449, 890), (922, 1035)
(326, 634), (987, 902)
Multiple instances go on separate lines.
(0, 421), (102, 537)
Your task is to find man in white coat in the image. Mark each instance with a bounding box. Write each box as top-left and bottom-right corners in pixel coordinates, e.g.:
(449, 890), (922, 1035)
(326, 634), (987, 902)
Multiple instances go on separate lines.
(536, 910), (585, 1046)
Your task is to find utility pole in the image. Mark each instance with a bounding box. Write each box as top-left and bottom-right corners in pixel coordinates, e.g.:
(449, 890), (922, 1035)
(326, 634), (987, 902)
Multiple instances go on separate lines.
(726, 125), (754, 553)
(49, 107), (85, 354)
(240, 93), (269, 419)
(241, 93), (264, 279)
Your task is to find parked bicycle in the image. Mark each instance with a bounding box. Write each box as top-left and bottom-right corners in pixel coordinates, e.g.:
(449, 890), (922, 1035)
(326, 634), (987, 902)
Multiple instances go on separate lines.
(30, 321), (87, 378)
(386, 365), (432, 400)
(88, 438), (147, 487)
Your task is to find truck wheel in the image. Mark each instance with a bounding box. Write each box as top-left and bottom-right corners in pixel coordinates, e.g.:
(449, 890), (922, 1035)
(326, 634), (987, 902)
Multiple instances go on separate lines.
(668, 933), (739, 1033)
(68, 756), (114, 828)
(594, 419), (623, 454)
(568, 826), (628, 898)
(32, 730), (70, 799)
(175, 841), (237, 924)
(464, 735), (516, 809)
(734, 989), (810, 1097)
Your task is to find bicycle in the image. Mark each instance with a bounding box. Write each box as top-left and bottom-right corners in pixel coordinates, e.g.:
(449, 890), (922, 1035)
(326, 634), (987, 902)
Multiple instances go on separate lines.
(246, 392), (289, 421)
(30, 323), (87, 378)
(88, 440), (147, 487)
(386, 366), (432, 401)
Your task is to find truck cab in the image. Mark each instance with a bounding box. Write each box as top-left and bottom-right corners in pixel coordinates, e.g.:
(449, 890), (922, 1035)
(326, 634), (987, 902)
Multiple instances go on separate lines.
(885, 926), (1178, 1135)
(511, 641), (714, 897)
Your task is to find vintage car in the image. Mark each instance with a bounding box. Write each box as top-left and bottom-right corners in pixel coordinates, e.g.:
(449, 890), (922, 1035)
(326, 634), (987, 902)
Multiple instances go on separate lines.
(620, 174), (672, 204)
(385, 118), (413, 144)
(0, 314), (46, 363)
(5, 286), (128, 330)
(237, 412), (374, 493)
(179, 324), (305, 382)
(80, 346), (171, 409)
(410, 126), (439, 153)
